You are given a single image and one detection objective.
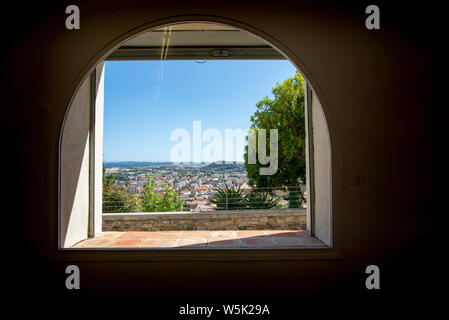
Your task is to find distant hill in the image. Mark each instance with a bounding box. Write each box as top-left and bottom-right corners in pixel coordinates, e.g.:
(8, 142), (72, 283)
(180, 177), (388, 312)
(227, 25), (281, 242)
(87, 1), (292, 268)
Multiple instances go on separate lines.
(203, 161), (244, 170)
(104, 161), (244, 168)
(104, 161), (174, 167)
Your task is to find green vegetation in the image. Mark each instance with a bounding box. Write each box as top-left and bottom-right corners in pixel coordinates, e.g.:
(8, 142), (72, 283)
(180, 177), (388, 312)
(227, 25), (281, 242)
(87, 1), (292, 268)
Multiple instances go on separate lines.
(245, 191), (280, 209)
(140, 176), (186, 212)
(210, 185), (246, 210)
(102, 165), (186, 213)
(103, 165), (138, 212)
(244, 71), (307, 205)
(286, 190), (303, 208)
(211, 186), (280, 210)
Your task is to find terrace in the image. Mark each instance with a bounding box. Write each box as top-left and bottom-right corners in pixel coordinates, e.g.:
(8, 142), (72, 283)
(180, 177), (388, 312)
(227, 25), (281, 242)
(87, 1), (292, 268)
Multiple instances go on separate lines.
(72, 230), (325, 249)
(72, 203), (323, 249)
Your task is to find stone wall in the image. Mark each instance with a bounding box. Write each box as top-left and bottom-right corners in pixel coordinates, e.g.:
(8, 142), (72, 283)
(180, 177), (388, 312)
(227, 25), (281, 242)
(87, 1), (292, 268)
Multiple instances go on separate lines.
(103, 209), (306, 231)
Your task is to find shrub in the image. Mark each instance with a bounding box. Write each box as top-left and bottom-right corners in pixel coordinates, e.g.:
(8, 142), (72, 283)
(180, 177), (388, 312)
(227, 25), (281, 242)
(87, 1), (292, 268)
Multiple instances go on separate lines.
(245, 191), (280, 209)
(211, 185), (246, 210)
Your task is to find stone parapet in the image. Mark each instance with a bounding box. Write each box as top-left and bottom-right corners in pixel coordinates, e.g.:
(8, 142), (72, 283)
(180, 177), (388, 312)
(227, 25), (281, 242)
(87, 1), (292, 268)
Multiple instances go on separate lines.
(103, 209), (306, 231)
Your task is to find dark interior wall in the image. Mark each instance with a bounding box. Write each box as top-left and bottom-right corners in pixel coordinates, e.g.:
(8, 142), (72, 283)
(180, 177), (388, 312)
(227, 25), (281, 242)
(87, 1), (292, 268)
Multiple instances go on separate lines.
(1, 0), (437, 312)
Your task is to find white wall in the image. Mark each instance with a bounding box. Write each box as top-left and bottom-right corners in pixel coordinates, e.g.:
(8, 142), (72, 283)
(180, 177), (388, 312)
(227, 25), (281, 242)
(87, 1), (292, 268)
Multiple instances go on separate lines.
(311, 90), (332, 246)
(60, 63), (105, 248)
(305, 87), (312, 233)
(93, 63), (105, 236)
(60, 74), (91, 248)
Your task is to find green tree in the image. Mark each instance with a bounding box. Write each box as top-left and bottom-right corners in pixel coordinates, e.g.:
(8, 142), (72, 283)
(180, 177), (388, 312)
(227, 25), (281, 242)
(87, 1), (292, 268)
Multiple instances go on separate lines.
(126, 193), (140, 212)
(158, 184), (186, 212)
(140, 176), (185, 212)
(103, 163), (115, 189)
(103, 186), (127, 212)
(103, 182), (136, 213)
(244, 71), (306, 204)
(140, 176), (159, 212)
(103, 163), (139, 213)
(103, 164), (123, 212)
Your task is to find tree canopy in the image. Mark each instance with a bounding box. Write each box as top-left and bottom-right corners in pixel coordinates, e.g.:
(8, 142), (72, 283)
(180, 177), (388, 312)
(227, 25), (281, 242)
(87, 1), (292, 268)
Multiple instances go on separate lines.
(244, 71), (306, 201)
(140, 176), (186, 212)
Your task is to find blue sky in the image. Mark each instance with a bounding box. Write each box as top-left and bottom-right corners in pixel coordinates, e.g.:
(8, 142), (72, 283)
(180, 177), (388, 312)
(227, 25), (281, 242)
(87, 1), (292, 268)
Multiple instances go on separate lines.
(103, 60), (297, 162)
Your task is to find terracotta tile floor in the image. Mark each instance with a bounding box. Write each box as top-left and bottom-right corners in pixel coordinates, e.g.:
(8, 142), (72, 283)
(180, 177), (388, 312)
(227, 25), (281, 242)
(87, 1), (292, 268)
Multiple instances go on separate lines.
(71, 230), (326, 249)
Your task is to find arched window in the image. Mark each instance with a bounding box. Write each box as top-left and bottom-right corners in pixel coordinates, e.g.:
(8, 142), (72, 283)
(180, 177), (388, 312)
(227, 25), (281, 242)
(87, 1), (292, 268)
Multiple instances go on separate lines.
(59, 22), (331, 249)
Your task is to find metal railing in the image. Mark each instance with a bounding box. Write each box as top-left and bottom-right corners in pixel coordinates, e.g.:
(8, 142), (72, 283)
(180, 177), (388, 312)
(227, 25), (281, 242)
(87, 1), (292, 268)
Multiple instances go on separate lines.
(102, 185), (306, 213)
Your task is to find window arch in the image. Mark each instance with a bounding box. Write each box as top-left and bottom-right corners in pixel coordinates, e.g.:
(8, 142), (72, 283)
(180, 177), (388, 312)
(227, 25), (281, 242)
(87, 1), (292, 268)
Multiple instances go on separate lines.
(59, 20), (332, 249)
